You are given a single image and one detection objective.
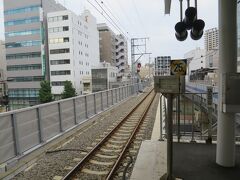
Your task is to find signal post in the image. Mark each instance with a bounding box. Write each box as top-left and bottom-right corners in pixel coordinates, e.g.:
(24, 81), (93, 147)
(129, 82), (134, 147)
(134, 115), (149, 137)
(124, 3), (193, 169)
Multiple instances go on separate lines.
(154, 59), (186, 180)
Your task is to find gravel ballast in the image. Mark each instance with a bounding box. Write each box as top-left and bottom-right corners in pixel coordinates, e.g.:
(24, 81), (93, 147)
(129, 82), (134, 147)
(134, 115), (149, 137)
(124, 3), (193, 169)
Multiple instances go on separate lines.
(12, 89), (157, 180)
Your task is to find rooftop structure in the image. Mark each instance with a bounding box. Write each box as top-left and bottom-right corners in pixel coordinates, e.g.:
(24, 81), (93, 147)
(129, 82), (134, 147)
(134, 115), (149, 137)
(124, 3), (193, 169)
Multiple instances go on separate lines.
(91, 62), (118, 92)
(154, 56), (171, 76)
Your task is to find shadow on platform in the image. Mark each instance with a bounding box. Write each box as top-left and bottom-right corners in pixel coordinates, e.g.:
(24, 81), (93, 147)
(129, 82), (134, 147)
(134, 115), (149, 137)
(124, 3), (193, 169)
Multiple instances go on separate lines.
(173, 142), (240, 180)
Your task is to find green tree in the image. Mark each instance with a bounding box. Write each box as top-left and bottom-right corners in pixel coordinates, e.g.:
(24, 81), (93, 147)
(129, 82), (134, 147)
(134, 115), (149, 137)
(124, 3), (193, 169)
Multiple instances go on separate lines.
(61, 80), (77, 99)
(39, 81), (53, 103)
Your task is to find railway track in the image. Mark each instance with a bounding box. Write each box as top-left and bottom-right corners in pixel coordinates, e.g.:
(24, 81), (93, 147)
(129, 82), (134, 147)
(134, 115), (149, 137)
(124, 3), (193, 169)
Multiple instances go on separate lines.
(62, 89), (156, 180)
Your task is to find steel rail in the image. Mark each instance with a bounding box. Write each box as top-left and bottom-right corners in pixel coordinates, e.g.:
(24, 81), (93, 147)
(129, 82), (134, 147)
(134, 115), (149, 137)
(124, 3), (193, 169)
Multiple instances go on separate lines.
(106, 91), (156, 179)
(63, 88), (155, 180)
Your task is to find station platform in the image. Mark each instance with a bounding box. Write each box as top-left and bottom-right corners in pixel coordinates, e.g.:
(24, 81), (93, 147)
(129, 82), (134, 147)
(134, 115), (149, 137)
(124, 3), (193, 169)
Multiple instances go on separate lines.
(130, 98), (240, 180)
(131, 98), (168, 180)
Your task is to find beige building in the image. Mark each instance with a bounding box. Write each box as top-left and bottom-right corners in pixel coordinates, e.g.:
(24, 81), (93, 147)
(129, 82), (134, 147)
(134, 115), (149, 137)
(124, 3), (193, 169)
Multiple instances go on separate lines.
(98, 23), (116, 65)
(204, 28), (219, 51)
(98, 23), (129, 78)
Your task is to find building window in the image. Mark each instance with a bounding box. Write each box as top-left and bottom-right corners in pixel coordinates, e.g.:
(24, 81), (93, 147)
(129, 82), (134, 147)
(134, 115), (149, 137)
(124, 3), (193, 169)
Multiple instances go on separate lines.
(50, 48), (70, 54)
(4, 5), (40, 15)
(8, 89), (39, 98)
(8, 76), (44, 82)
(63, 26), (69, 31)
(63, 15), (68, 20)
(49, 37), (69, 44)
(5, 29), (40, 37)
(48, 15), (68, 22)
(50, 59), (70, 65)
(5, 40), (41, 48)
(63, 37), (69, 42)
(52, 81), (65, 86)
(49, 26), (69, 33)
(6, 52), (41, 60)
(51, 70), (71, 76)
(7, 64), (42, 71)
(5, 17), (40, 26)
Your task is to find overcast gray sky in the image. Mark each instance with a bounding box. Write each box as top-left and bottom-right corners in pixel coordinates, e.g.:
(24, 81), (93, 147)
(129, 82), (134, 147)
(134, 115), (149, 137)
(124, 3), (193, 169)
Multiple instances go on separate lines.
(0, 0), (218, 63)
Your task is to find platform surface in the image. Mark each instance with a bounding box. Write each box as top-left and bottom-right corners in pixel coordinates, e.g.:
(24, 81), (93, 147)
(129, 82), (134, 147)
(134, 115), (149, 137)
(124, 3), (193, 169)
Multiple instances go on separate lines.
(131, 97), (240, 180)
(173, 142), (240, 180)
(130, 140), (167, 180)
(131, 98), (167, 180)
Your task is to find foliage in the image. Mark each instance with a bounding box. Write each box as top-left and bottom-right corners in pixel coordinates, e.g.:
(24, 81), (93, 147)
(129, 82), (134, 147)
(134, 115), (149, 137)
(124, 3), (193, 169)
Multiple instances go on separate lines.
(61, 80), (77, 99)
(39, 81), (53, 103)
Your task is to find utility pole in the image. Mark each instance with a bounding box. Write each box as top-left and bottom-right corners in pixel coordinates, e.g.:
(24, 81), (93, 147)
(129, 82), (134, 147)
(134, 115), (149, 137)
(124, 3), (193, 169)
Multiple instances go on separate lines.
(131, 38), (151, 84)
(148, 55), (151, 79)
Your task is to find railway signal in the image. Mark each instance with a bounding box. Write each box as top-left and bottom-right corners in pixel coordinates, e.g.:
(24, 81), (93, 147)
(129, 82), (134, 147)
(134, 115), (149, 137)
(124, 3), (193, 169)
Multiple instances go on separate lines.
(137, 63), (141, 73)
(175, 0), (205, 41)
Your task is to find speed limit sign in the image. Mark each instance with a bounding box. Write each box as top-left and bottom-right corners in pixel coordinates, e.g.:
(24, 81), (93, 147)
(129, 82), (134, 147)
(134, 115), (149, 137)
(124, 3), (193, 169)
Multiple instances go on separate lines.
(170, 59), (187, 76)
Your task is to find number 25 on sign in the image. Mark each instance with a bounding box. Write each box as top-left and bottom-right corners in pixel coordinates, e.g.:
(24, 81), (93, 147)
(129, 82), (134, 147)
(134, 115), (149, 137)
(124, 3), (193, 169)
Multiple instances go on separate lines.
(170, 59), (187, 76)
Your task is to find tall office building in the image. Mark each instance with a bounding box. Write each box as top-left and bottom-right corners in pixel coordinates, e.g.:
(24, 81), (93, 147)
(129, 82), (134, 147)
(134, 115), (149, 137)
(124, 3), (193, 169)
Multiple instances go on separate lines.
(98, 23), (116, 66)
(204, 28), (219, 51)
(98, 23), (128, 78)
(47, 9), (100, 96)
(3, 0), (65, 109)
(154, 56), (171, 76)
(0, 40), (6, 97)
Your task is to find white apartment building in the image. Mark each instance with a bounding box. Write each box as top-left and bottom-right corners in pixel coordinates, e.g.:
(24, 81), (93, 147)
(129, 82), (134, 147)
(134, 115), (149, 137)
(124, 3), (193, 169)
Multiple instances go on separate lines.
(115, 34), (128, 78)
(184, 48), (206, 72)
(47, 10), (100, 96)
(204, 28), (219, 51)
(154, 56), (171, 76)
(184, 48), (206, 81)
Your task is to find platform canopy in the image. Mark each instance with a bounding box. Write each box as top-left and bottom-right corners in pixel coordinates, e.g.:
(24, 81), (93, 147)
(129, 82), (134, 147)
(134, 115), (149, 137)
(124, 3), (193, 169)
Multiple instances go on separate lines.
(164, 0), (172, 14)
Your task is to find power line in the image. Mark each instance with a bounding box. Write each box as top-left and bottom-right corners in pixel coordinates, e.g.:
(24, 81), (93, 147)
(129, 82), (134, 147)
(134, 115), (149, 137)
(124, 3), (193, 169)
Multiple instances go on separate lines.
(90, 0), (130, 39)
(131, 0), (148, 37)
(86, 0), (120, 34)
(100, 0), (133, 37)
(112, 0), (141, 37)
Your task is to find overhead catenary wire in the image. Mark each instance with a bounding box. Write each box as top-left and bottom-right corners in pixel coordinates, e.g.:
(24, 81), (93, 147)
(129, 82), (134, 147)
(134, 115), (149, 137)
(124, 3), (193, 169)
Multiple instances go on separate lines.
(93, 0), (128, 36)
(100, 0), (132, 37)
(131, 0), (148, 37)
(113, 0), (141, 37)
(88, 0), (130, 39)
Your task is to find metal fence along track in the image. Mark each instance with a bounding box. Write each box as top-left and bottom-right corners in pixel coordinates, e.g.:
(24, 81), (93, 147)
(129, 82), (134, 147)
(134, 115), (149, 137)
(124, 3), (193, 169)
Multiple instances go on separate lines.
(0, 82), (150, 168)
